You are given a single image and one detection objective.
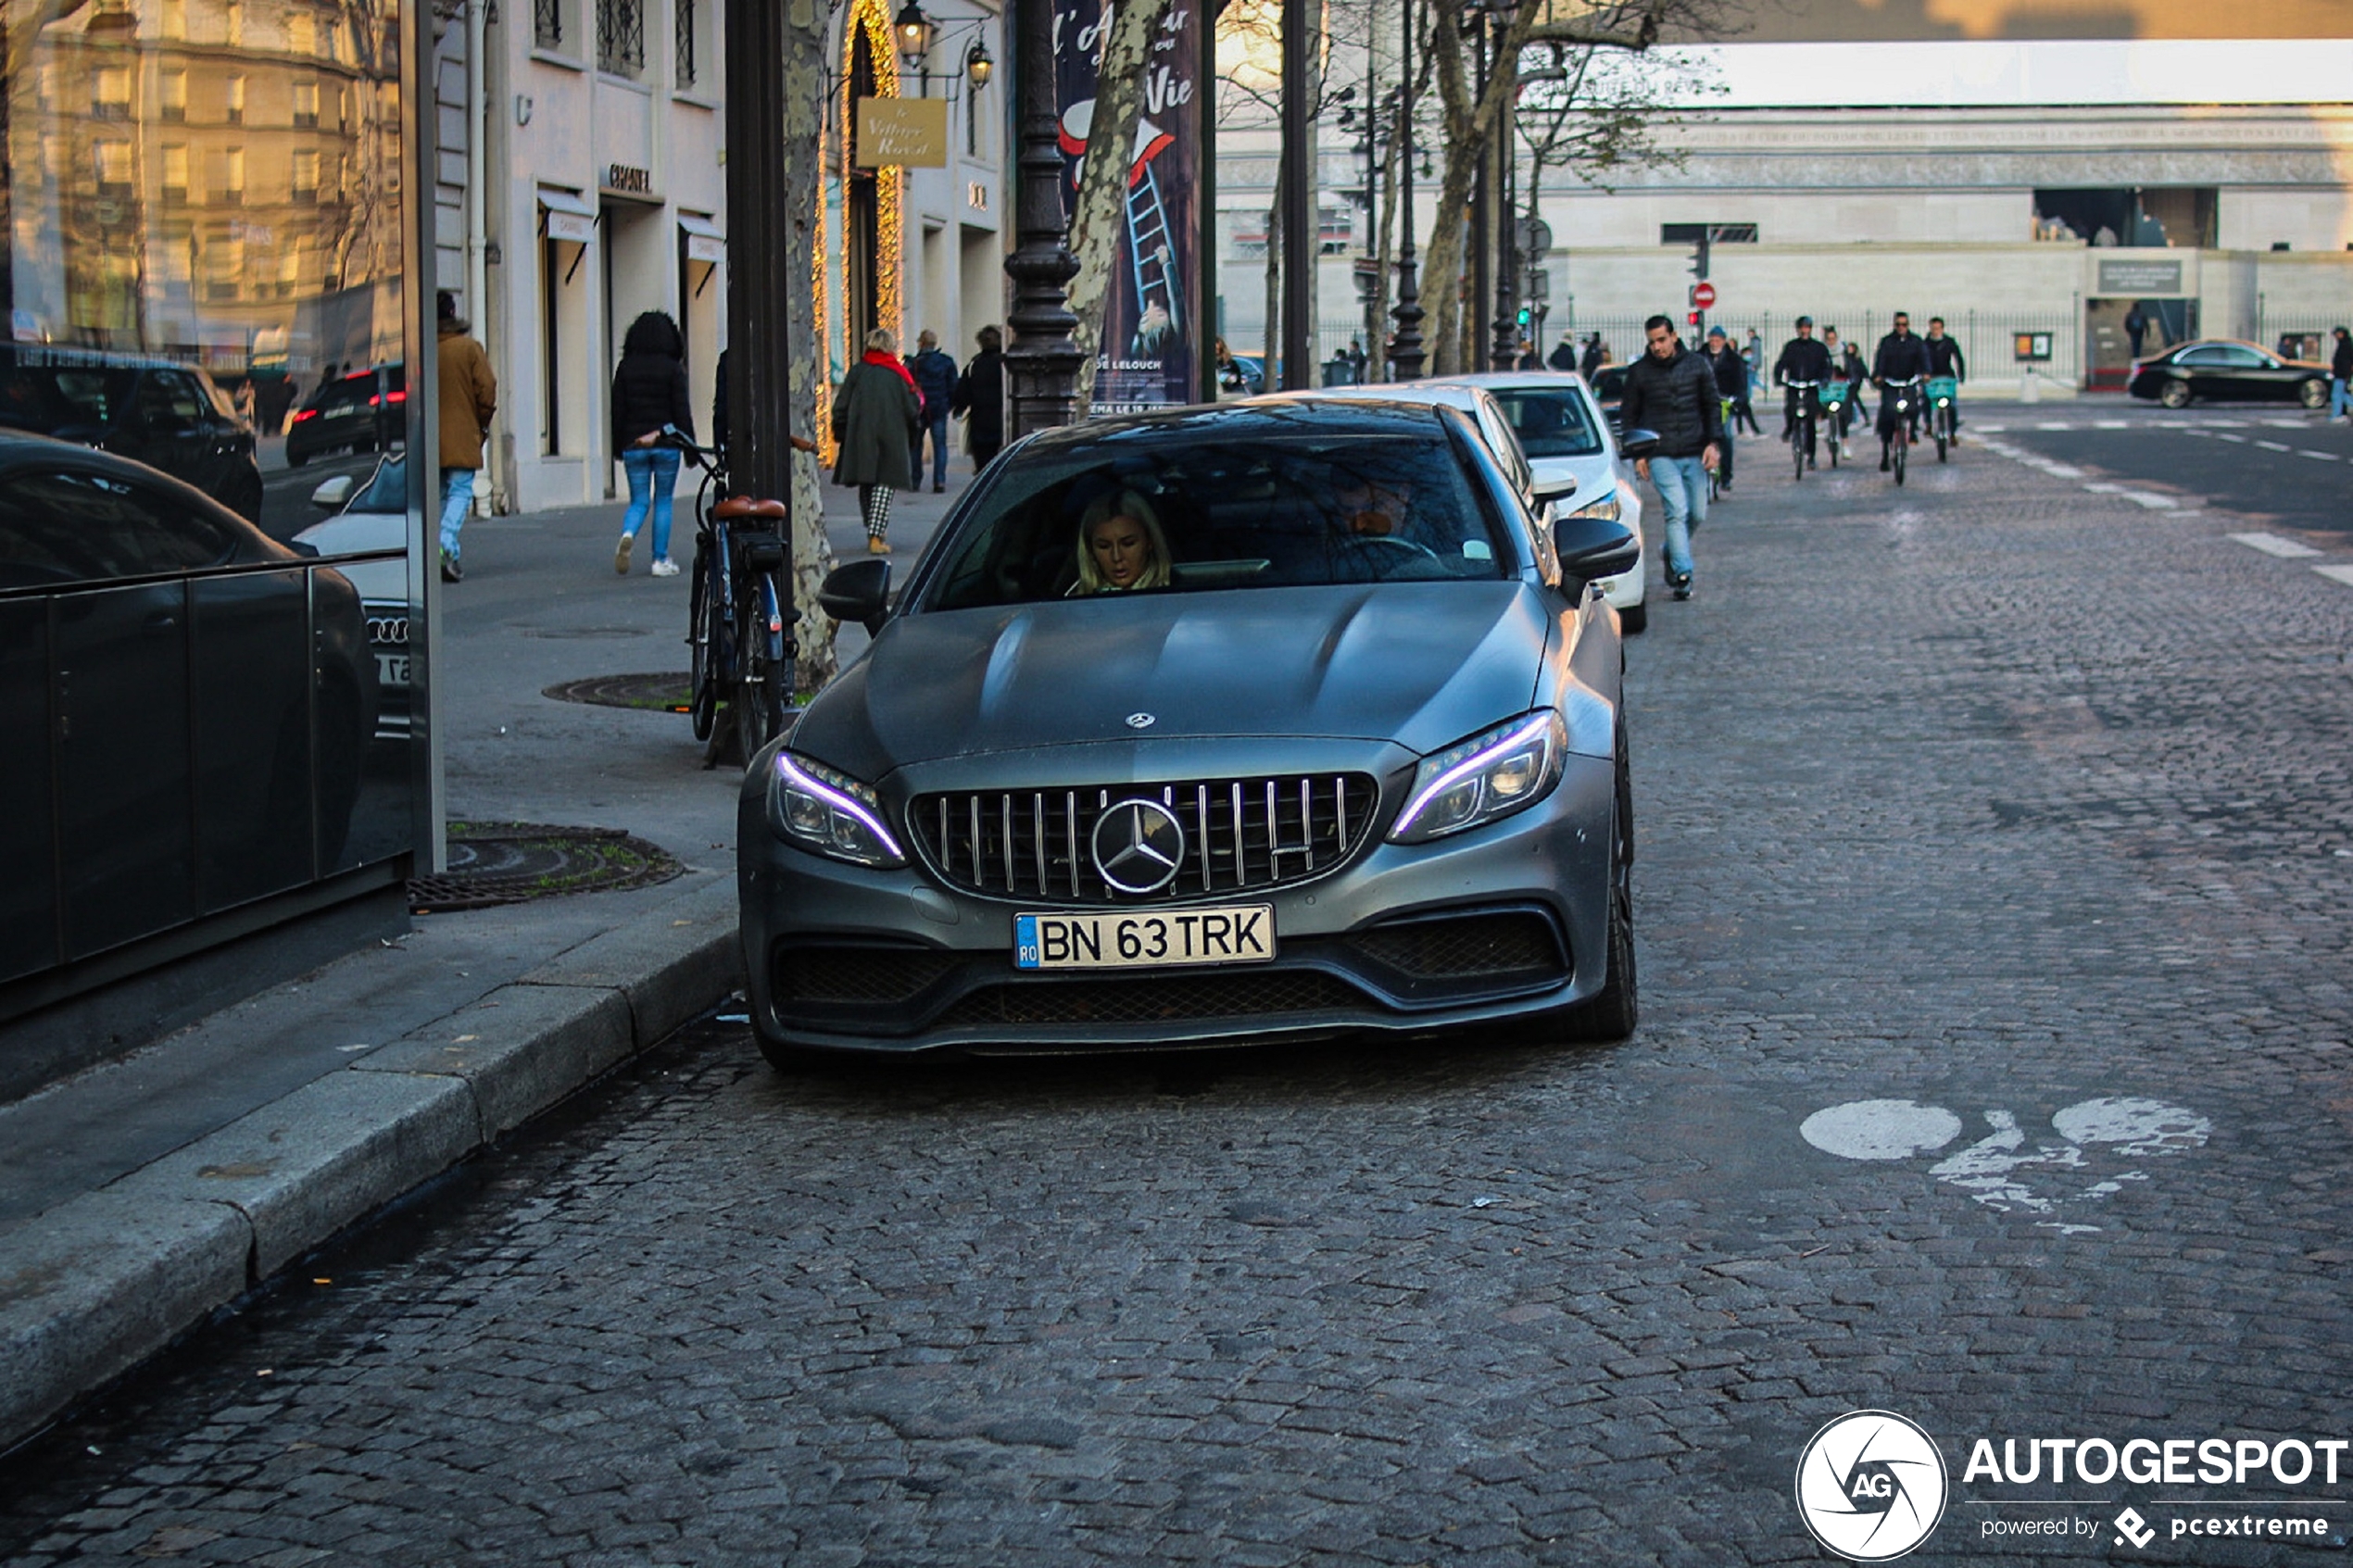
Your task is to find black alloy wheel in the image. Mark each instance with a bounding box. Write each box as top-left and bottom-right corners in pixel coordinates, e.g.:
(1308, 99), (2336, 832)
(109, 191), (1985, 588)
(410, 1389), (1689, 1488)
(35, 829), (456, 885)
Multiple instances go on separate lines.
(1560, 722), (1637, 1044)
(2300, 379), (2330, 410)
(2158, 379), (2192, 409)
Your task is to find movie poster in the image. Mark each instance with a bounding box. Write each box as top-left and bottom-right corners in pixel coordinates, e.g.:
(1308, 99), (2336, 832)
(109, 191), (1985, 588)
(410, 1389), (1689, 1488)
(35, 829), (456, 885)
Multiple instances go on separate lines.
(1053, 0), (1202, 412)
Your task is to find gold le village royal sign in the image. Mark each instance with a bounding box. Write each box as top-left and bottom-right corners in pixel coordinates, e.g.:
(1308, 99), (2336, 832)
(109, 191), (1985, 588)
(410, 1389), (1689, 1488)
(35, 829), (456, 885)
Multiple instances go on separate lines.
(854, 97), (950, 169)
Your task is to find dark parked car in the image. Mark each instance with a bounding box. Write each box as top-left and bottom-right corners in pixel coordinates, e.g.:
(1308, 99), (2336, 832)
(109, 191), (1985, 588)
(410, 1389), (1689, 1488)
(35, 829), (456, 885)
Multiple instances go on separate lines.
(2127, 340), (2333, 409)
(0, 352), (263, 522)
(1589, 363), (1629, 434)
(738, 398), (1641, 1061)
(0, 433), (376, 980)
(285, 364), (407, 467)
(296, 454), (412, 741)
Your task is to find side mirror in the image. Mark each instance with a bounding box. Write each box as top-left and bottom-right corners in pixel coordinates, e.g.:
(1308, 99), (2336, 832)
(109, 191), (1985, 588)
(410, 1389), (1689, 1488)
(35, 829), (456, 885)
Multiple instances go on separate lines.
(309, 475), (356, 510)
(1617, 427), (1662, 463)
(817, 557), (892, 636)
(1530, 473), (1578, 505)
(1554, 512), (1641, 586)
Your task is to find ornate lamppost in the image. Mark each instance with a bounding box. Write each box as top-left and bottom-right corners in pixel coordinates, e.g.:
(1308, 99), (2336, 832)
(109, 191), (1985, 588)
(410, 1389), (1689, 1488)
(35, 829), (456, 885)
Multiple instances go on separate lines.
(1389, 0), (1425, 379)
(1003, 0), (1080, 434)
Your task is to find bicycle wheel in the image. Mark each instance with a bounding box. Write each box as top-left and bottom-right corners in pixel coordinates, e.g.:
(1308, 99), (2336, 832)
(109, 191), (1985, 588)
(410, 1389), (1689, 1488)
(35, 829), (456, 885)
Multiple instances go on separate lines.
(1893, 430), (1907, 486)
(1935, 407), (1952, 462)
(1793, 416), (1807, 481)
(1826, 417), (1842, 469)
(687, 541), (719, 741)
(731, 573), (786, 762)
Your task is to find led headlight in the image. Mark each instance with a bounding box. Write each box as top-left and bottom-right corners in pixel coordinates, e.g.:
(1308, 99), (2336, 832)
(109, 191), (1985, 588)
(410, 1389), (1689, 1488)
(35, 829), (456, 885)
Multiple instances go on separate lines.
(1565, 491), (1622, 523)
(769, 752), (907, 868)
(1389, 710), (1567, 844)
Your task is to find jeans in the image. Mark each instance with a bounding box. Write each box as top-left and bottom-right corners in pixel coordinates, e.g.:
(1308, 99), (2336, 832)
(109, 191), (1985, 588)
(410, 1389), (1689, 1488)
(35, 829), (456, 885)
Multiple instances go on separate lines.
(912, 414), (950, 487)
(621, 446), (683, 563)
(2333, 377), (2350, 420)
(437, 467), (474, 560)
(1647, 456), (1707, 582)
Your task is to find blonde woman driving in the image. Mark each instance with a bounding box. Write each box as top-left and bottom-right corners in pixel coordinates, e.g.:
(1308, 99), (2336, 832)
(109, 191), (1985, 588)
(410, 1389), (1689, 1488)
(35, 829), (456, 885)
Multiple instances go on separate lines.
(1070, 491), (1171, 595)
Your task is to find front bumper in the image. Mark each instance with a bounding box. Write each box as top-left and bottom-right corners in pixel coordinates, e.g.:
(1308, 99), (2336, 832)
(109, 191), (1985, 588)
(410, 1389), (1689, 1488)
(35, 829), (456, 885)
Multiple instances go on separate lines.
(736, 748), (1618, 1056)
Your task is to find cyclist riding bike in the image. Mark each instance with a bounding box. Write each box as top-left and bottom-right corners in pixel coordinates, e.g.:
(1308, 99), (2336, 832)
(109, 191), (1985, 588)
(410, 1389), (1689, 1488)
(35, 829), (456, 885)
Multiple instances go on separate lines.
(1703, 327), (1746, 493)
(1871, 311), (1933, 472)
(1924, 317), (1967, 446)
(1773, 316), (1834, 470)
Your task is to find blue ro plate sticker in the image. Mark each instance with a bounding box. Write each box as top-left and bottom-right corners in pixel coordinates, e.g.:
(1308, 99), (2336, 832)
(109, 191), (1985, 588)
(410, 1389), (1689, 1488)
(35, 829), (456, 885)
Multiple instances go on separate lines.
(1012, 906), (1277, 972)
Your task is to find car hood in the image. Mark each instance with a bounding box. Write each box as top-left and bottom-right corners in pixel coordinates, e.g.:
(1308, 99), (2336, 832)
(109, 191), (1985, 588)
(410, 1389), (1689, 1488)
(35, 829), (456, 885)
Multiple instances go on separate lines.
(795, 581), (1552, 777)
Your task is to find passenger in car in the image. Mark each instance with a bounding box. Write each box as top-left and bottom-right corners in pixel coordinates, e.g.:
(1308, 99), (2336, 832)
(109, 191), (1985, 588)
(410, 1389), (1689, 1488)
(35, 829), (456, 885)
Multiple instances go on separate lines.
(1070, 491), (1171, 595)
(1332, 470), (1413, 539)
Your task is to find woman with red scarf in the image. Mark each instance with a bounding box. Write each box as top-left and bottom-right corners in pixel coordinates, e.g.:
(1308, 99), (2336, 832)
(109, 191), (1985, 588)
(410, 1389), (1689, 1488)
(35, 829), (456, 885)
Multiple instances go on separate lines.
(831, 327), (921, 553)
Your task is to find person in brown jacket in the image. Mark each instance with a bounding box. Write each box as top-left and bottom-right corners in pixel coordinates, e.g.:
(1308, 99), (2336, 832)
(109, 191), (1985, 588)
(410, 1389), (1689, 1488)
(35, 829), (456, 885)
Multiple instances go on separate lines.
(436, 291), (497, 583)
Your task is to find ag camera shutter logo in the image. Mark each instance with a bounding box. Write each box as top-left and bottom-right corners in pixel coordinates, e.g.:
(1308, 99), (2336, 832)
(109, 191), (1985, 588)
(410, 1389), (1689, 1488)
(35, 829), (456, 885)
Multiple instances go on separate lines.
(1795, 1410), (1949, 1561)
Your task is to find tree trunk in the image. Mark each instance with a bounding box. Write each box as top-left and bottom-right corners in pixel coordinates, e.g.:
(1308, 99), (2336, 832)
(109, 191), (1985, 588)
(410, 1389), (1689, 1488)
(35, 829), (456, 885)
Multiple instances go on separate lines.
(1066, 0), (1179, 414)
(1262, 157), (1284, 381)
(1419, 143), (1477, 376)
(784, 0), (837, 690)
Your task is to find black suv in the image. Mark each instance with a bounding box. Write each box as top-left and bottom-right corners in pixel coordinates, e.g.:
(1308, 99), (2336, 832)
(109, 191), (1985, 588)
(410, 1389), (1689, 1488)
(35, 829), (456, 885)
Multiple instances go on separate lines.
(0, 353), (264, 523)
(285, 364), (406, 468)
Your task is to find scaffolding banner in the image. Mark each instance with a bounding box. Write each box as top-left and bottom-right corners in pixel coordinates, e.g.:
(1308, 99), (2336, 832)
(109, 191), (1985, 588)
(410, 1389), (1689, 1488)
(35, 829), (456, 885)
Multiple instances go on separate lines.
(1053, 0), (1202, 413)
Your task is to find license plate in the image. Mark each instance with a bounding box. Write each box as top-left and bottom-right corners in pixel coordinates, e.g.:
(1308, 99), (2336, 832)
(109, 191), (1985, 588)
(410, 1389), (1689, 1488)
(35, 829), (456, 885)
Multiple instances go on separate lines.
(1014, 905), (1276, 972)
(374, 652), (410, 686)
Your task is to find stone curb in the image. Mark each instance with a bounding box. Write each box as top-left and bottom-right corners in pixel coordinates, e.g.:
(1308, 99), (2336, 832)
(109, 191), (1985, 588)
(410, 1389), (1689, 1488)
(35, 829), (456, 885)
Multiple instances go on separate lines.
(0, 874), (746, 1453)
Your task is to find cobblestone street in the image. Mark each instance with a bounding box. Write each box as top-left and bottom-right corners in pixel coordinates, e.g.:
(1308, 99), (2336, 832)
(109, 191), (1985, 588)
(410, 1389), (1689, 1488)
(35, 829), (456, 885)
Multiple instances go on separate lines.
(6, 426), (2352, 1565)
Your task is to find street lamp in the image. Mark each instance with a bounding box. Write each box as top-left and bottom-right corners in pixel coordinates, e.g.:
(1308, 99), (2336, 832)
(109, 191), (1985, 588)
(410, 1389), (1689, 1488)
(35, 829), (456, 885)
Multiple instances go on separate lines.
(1390, 0), (1425, 378)
(893, 0), (937, 63)
(963, 38), (992, 88)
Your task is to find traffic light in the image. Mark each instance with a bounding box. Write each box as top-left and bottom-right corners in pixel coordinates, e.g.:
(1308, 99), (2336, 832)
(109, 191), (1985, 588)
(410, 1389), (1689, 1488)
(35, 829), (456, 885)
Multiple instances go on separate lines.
(1688, 235), (1711, 282)
(1516, 306), (1531, 328)
(1687, 310), (1702, 327)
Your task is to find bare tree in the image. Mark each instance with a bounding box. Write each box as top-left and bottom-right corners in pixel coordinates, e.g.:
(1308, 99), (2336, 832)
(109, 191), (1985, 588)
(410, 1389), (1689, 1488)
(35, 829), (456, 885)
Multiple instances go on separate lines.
(1417, 0), (1741, 374)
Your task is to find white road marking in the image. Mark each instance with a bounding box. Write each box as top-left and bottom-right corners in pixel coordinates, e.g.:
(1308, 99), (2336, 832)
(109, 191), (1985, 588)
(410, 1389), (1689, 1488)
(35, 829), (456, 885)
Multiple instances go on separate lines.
(2229, 531), (2324, 558)
(2215, 433), (2248, 443)
(2262, 418), (2307, 429)
(1975, 423), (2007, 433)
(2094, 420), (2131, 429)
(2179, 428), (2214, 437)
(1806, 1096), (2209, 1229)
(2314, 564), (2353, 587)
(2036, 421), (2074, 431)
(1800, 1099), (1962, 1160)
(2039, 462), (2086, 478)
(2297, 449), (2340, 461)
(2255, 440), (2292, 452)
(2205, 419), (2247, 427)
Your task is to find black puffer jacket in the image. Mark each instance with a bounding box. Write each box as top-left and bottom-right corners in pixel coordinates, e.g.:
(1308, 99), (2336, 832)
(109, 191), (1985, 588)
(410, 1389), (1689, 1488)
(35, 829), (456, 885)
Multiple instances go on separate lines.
(611, 313), (695, 449)
(1618, 345), (1724, 459)
(2332, 332), (2353, 381)
(1774, 336), (1832, 386)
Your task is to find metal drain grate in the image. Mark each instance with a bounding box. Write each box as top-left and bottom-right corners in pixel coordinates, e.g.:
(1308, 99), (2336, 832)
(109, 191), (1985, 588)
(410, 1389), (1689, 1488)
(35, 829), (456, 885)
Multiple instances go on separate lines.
(408, 822), (686, 912)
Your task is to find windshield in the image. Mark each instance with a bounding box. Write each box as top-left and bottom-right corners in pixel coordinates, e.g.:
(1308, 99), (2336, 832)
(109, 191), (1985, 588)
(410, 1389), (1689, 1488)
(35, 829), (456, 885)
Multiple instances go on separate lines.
(352, 454), (407, 512)
(924, 428), (1513, 611)
(1489, 387), (1604, 459)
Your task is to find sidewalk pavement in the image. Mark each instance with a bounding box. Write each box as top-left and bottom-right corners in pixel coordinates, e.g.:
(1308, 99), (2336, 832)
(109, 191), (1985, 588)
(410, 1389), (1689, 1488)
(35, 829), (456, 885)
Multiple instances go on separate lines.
(0, 458), (982, 1452)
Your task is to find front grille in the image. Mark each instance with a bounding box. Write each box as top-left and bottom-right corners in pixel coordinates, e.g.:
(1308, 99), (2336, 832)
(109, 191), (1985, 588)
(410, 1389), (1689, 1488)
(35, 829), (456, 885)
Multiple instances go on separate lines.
(911, 774), (1379, 904)
(1351, 912), (1566, 981)
(937, 971), (1365, 1028)
(776, 945), (959, 1005)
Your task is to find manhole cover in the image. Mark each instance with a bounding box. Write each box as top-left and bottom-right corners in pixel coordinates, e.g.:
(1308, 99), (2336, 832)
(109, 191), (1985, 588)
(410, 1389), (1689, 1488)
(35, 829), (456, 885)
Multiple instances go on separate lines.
(542, 672), (694, 713)
(519, 625), (647, 640)
(407, 822), (686, 913)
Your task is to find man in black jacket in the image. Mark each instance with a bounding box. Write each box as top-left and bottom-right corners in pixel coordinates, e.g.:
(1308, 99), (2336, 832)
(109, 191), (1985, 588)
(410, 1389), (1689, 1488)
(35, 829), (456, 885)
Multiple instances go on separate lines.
(1702, 327), (1746, 492)
(1925, 317), (1967, 442)
(1871, 312), (1933, 470)
(904, 330), (960, 493)
(950, 326), (1006, 470)
(1618, 315), (1722, 600)
(1773, 316), (1834, 466)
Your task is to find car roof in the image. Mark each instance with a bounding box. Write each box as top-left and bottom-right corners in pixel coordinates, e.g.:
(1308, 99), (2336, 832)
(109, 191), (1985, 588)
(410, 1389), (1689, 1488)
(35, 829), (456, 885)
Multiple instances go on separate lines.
(1423, 370), (1596, 395)
(1299, 383), (1500, 416)
(1008, 395), (1457, 455)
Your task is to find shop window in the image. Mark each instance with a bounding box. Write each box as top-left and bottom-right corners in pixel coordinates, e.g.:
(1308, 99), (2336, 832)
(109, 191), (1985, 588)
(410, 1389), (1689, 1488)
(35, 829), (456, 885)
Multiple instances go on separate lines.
(675, 0), (698, 87)
(598, 0), (644, 76)
(536, 0), (566, 49)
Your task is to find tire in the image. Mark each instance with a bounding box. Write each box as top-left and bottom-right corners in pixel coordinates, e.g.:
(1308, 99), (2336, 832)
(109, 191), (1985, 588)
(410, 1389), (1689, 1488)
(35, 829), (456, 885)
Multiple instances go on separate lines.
(735, 659), (782, 762)
(284, 445), (308, 469)
(687, 547), (718, 742)
(1618, 600), (1647, 636)
(1893, 433), (1907, 486)
(1793, 428), (1806, 482)
(1562, 736), (1637, 1044)
(1935, 428), (1948, 463)
(2158, 379), (2191, 409)
(2300, 379), (2330, 410)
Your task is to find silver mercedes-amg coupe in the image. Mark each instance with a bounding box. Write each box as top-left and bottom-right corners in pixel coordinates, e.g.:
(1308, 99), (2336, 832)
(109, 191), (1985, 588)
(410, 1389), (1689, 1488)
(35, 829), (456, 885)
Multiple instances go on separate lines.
(736, 397), (1642, 1062)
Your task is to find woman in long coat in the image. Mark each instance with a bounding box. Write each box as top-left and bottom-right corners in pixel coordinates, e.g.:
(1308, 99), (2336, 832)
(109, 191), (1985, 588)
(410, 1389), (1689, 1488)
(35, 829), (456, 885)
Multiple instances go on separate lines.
(833, 326), (920, 554)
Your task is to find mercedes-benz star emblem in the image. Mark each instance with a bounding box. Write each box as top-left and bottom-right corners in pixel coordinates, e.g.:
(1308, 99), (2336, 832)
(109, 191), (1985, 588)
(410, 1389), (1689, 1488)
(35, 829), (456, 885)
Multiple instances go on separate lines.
(1090, 798), (1186, 895)
(1125, 712), (1157, 730)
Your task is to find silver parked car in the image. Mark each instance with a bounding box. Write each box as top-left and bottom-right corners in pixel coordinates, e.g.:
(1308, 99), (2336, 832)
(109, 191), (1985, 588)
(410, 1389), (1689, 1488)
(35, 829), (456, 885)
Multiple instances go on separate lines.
(738, 398), (1640, 1061)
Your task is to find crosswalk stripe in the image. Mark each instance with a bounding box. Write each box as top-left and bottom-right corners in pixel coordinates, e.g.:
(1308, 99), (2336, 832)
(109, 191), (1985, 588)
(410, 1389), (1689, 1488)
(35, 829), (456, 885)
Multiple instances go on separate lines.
(2312, 565), (2353, 587)
(2255, 440), (2291, 452)
(2228, 532), (2323, 558)
(2297, 449), (2340, 461)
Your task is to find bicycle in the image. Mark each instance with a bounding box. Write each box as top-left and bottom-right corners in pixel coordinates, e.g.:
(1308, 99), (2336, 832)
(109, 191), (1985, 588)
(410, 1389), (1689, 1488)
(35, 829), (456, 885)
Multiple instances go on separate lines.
(1818, 379), (1848, 469)
(1708, 395), (1735, 501)
(661, 426), (794, 764)
(1881, 376), (1923, 486)
(1927, 376), (1959, 461)
(1784, 380), (1821, 481)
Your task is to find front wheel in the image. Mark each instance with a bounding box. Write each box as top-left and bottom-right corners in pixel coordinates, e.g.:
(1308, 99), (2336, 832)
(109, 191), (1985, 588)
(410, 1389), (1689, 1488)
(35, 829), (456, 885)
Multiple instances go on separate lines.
(687, 545), (719, 741)
(1793, 422), (1807, 482)
(1892, 432), (1908, 486)
(1562, 734), (1637, 1044)
(2158, 379), (2192, 409)
(2300, 378), (2331, 410)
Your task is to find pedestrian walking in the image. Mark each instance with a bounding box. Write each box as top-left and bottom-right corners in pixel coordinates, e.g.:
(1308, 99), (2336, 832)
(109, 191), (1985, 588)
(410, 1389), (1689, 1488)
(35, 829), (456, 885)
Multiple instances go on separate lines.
(2330, 326), (2352, 422)
(1548, 332), (1579, 372)
(1703, 326), (1745, 491)
(434, 291), (497, 583)
(1578, 334), (1604, 378)
(905, 330), (959, 493)
(610, 310), (695, 579)
(2124, 303), (2149, 359)
(834, 326), (920, 555)
(1617, 315), (1721, 602)
(950, 325), (1006, 471)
